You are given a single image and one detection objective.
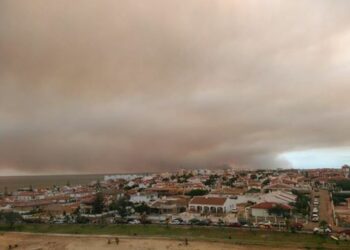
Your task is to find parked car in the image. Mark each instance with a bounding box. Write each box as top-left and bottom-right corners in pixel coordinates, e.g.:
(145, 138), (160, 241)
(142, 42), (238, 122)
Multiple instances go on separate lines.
(259, 224), (272, 229)
(229, 222), (242, 228)
(258, 221), (272, 229)
(291, 222), (303, 231)
(170, 219), (182, 225)
(189, 218), (201, 225)
(114, 218), (128, 224)
(313, 227), (331, 234)
(128, 219), (141, 224)
(197, 219), (211, 226)
(312, 216), (319, 222)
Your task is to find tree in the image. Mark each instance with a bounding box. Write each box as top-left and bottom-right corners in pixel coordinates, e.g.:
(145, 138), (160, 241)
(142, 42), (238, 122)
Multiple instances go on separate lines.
(177, 173), (193, 183)
(109, 200), (118, 211)
(223, 177), (237, 187)
(332, 192), (350, 205)
(92, 192), (105, 214)
(250, 174), (257, 180)
(140, 213), (148, 225)
(204, 175), (219, 187)
(73, 206), (80, 215)
(291, 191), (310, 216)
(165, 217), (171, 228)
(64, 214), (70, 223)
(285, 218), (291, 231)
(334, 180), (350, 191)
(262, 179), (270, 186)
(268, 205), (289, 218)
(115, 197), (130, 218)
(134, 202), (150, 214)
(247, 188), (261, 193)
(95, 180), (102, 191)
(76, 214), (89, 224)
(185, 189), (209, 197)
(1, 212), (22, 228)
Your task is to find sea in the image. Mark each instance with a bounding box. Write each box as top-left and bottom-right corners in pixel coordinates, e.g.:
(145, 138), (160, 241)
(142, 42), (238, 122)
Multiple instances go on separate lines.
(0, 174), (105, 193)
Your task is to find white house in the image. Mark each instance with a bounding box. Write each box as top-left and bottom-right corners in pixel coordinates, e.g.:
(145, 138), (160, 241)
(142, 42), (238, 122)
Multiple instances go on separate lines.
(259, 191), (296, 205)
(251, 202), (292, 217)
(16, 192), (34, 201)
(189, 196), (235, 214)
(129, 192), (158, 204)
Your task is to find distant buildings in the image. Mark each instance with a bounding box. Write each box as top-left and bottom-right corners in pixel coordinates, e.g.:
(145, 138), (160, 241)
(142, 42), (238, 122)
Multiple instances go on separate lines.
(1, 165), (349, 227)
(342, 165), (350, 178)
(104, 174), (145, 181)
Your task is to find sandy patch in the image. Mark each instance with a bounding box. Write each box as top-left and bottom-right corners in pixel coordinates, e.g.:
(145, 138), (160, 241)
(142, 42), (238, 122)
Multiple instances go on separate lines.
(0, 232), (286, 250)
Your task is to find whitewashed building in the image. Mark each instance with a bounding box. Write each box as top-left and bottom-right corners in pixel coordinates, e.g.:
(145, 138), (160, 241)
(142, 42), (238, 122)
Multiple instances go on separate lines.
(251, 202), (292, 217)
(129, 192), (158, 204)
(189, 196), (235, 214)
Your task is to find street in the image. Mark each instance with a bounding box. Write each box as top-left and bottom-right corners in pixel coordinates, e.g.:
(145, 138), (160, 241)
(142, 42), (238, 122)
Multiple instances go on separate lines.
(306, 189), (334, 230)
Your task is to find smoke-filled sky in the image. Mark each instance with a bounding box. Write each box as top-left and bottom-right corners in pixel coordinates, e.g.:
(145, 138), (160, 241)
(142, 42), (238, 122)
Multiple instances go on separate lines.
(1, 0), (350, 175)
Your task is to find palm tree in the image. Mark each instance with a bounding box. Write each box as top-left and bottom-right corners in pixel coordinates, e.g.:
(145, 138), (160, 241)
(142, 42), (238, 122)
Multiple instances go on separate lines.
(140, 212), (148, 225)
(285, 218), (291, 231)
(165, 217), (170, 228)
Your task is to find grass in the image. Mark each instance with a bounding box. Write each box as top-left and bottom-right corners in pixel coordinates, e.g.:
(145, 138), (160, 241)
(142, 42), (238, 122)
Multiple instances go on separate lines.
(0, 224), (348, 249)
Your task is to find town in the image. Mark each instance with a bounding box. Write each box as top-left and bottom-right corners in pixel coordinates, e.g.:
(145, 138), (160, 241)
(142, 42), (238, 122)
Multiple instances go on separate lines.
(1, 166), (350, 241)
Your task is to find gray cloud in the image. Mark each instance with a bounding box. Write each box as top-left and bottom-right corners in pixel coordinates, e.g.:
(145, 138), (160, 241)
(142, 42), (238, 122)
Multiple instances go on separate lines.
(1, 0), (350, 174)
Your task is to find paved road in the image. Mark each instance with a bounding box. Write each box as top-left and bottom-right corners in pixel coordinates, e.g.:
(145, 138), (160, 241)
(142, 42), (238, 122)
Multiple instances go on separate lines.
(306, 189), (334, 230)
(318, 189), (333, 226)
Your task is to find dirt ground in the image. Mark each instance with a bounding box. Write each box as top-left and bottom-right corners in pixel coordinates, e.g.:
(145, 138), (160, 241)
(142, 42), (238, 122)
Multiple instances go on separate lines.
(0, 232), (288, 250)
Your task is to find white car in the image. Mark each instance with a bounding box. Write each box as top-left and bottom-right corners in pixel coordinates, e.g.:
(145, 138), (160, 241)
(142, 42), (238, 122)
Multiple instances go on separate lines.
(170, 220), (181, 225)
(312, 216), (319, 222)
(314, 227), (331, 233)
(129, 219), (141, 224)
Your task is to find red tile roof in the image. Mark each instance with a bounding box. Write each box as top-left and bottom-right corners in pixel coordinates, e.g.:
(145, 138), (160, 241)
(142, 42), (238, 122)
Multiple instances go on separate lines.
(189, 196), (227, 206)
(251, 202), (291, 210)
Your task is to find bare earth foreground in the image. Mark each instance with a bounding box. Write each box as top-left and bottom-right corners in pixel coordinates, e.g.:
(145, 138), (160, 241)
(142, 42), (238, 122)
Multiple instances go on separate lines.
(0, 233), (285, 250)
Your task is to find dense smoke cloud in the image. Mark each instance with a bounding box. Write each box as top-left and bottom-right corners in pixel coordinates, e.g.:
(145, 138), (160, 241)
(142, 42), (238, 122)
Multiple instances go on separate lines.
(1, 0), (350, 174)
